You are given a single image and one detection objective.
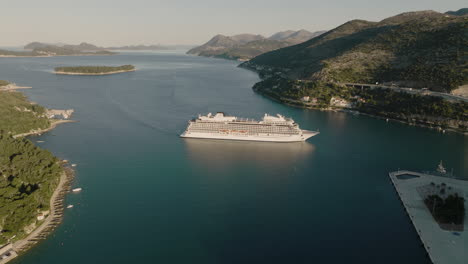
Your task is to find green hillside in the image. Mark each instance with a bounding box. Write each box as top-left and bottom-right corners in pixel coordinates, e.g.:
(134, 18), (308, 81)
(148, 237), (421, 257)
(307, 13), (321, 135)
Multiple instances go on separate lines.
(241, 11), (468, 132)
(0, 91), (50, 135)
(0, 90), (62, 244)
(242, 12), (467, 92)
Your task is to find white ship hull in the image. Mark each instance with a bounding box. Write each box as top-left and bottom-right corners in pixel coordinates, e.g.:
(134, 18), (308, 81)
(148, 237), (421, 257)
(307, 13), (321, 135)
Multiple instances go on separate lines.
(180, 130), (319, 142)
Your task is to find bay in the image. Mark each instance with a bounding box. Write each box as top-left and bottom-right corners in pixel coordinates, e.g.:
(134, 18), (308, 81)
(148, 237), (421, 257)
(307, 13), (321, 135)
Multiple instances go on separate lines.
(1, 51), (465, 264)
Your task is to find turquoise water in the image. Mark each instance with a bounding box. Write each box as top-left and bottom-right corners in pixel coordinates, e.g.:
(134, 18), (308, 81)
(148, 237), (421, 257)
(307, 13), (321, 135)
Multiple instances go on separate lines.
(1, 51), (466, 263)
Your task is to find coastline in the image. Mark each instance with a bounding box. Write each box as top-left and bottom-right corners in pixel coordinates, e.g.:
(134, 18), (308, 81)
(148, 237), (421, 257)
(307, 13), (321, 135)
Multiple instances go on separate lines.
(0, 85), (78, 263)
(253, 89), (468, 135)
(0, 55), (50, 58)
(10, 167), (74, 258)
(0, 84), (32, 91)
(13, 119), (76, 139)
(0, 54), (115, 58)
(55, 69), (136, 76)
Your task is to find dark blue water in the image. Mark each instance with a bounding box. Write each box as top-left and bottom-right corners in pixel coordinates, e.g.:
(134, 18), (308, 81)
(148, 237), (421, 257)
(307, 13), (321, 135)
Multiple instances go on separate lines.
(1, 51), (465, 264)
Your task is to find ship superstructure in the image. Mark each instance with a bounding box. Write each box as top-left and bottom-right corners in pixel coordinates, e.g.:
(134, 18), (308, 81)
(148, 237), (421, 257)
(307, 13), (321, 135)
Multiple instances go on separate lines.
(181, 112), (319, 142)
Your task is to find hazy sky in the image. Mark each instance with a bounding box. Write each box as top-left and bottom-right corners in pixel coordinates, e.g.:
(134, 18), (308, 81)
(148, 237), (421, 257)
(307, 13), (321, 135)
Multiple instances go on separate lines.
(0, 0), (465, 46)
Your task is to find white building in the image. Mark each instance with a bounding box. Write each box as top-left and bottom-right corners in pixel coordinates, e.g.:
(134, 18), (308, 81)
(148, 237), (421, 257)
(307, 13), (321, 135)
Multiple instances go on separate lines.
(330, 97), (352, 108)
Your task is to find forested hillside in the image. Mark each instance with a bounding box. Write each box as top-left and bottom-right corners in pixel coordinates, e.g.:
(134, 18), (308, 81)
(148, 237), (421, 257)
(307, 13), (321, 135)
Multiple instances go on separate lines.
(0, 91), (62, 244)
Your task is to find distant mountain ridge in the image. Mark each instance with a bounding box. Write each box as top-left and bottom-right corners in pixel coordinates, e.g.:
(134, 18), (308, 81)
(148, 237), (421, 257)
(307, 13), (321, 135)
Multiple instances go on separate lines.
(24, 42), (170, 52)
(445, 8), (468, 16)
(187, 30), (326, 61)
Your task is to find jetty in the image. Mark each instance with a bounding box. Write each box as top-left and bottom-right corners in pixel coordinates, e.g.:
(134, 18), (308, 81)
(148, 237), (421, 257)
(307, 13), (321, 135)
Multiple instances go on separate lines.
(389, 170), (468, 264)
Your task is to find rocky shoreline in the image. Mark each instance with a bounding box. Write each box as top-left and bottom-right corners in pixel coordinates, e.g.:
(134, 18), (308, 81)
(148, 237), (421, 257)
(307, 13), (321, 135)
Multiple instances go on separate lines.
(0, 84), (32, 91)
(0, 165), (75, 264)
(11, 167), (74, 255)
(253, 89), (468, 135)
(0, 87), (78, 263)
(13, 119), (76, 139)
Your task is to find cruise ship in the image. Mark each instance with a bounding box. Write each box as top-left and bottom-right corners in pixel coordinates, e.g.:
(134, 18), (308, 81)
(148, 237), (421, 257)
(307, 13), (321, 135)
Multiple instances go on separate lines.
(180, 112), (319, 142)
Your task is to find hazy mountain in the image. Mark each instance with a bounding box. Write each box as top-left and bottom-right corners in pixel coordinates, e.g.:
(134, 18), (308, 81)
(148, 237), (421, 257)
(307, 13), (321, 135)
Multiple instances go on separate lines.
(216, 39), (291, 61)
(106, 44), (169, 50)
(187, 35), (240, 56)
(445, 8), (468, 16)
(241, 10), (467, 92)
(62, 42), (101, 51)
(268, 30), (297, 41)
(24, 42), (171, 52)
(24, 42), (53, 50)
(187, 30), (325, 60)
(269, 29), (327, 44)
(229, 34), (264, 44)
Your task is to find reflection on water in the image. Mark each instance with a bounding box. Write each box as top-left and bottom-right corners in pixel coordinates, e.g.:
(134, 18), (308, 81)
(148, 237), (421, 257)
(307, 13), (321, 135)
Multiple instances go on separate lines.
(183, 139), (316, 172)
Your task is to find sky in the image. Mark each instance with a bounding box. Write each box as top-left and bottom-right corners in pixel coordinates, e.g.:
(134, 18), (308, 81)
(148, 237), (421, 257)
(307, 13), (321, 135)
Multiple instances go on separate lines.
(0, 0), (465, 47)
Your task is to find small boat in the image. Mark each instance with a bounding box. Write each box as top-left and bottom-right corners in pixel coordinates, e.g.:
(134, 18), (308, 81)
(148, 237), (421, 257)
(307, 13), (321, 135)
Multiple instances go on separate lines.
(66, 205), (74, 209)
(37, 141), (45, 143)
(71, 164), (77, 167)
(72, 188), (82, 192)
(436, 160), (447, 174)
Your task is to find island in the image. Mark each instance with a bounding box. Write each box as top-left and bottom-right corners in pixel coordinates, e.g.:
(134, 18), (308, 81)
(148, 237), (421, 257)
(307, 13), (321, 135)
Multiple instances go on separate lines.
(54, 65), (136, 75)
(0, 86), (75, 263)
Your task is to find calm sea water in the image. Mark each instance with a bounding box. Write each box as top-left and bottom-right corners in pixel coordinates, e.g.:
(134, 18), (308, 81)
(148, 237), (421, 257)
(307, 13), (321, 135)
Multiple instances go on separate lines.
(1, 51), (466, 264)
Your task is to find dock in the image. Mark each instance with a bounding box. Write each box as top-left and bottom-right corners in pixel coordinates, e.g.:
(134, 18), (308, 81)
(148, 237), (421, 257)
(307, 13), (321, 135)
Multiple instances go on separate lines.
(389, 170), (468, 264)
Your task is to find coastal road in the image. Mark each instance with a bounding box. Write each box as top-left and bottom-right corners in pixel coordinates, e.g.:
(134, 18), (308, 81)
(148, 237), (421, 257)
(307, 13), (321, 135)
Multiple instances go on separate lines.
(12, 171), (68, 253)
(343, 83), (468, 103)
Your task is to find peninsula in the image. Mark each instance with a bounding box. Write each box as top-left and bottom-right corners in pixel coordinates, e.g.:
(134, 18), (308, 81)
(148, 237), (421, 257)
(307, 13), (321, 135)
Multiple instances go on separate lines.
(0, 86), (75, 263)
(54, 65), (136, 75)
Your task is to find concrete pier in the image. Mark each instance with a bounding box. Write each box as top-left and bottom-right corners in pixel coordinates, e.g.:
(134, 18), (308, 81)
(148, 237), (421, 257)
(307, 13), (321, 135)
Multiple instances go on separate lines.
(389, 170), (468, 264)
